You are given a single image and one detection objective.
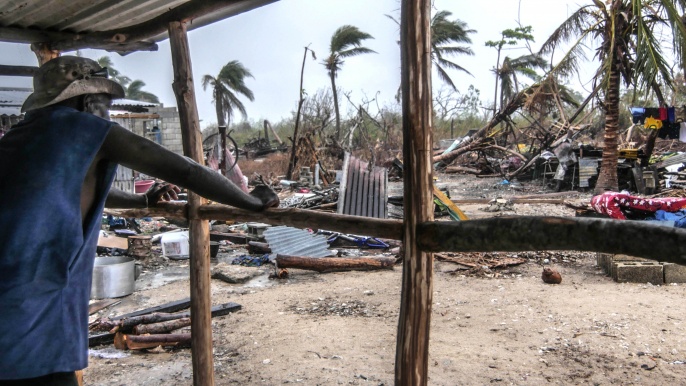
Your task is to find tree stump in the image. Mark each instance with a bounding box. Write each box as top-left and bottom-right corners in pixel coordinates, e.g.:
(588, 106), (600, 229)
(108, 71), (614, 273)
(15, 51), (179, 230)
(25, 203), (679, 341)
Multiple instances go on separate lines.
(128, 235), (152, 260)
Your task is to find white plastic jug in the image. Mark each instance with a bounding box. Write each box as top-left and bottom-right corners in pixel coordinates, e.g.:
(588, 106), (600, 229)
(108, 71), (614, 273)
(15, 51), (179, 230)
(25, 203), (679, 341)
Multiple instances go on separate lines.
(161, 230), (189, 259)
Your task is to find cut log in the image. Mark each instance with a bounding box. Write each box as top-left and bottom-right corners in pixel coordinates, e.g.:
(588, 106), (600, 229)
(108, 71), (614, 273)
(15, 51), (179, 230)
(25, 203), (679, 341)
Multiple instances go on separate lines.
(247, 241), (271, 254)
(127, 235), (152, 259)
(133, 318), (191, 335)
(121, 333), (192, 350)
(275, 254), (396, 273)
(116, 312), (189, 332)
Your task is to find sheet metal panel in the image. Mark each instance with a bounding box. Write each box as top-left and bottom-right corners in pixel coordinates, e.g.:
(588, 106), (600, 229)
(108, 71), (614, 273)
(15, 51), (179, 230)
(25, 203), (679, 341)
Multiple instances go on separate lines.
(263, 226), (333, 260)
(337, 153), (388, 219)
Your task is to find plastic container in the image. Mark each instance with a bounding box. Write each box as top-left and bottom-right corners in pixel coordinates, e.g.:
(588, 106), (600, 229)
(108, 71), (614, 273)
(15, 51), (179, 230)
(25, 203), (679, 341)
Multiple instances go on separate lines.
(161, 230), (190, 260)
(134, 179), (155, 193)
(91, 256), (135, 299)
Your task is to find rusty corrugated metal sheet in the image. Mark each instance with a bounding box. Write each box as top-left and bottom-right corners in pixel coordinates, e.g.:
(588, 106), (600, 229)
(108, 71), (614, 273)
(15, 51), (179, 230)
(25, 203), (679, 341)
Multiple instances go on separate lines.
(0, 0), (277, 49)
(337, 153), (387, 219)
(263, 226), (333, 259)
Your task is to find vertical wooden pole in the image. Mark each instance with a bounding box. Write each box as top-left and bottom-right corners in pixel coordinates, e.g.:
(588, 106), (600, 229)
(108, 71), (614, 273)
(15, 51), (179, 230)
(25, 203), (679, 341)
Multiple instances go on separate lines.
(30, 42), (60, 66)
(395, 0), (434, 385)
(167, 21), (214, 386)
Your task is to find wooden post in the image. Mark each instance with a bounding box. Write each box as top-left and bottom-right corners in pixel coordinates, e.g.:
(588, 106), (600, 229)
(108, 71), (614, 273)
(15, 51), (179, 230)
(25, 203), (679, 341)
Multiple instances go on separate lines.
(167, 21), (214, 386)
(395, 0), (434, 385)
(30, 42), (59, 65)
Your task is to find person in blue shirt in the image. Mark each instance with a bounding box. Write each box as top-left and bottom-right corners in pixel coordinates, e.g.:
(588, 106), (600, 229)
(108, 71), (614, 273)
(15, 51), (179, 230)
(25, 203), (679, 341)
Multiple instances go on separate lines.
(0, 56), (278, 385)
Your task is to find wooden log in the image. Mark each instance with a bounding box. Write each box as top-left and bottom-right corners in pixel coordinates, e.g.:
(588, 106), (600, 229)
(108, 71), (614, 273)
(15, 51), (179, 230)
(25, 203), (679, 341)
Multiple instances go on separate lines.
(417, 217), (686, 264)
(275, 254), (396, 273)
(111, 203), (404, 241)
(168, 20), (214, 386)
(210, 231), (248, 244)
(443, 166), (481, 174)
(127, 235), (152, 259)
(0, 64), (38, 77)
(117, 312), (189, 332)
(396, 0), (434, 384)
(248, 241), (272, 254)
(133, 318), (191, 335)
(122, 333), (192, 350)
(199, 205), (403, 240)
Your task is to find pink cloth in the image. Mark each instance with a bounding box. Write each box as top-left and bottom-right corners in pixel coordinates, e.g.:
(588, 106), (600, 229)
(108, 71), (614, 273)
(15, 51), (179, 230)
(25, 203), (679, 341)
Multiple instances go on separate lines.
(591, 192), (686, 220)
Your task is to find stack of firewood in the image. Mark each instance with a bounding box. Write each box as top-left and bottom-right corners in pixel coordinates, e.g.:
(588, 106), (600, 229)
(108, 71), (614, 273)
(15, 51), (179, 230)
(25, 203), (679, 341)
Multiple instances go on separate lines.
(90, 302), (240, 350)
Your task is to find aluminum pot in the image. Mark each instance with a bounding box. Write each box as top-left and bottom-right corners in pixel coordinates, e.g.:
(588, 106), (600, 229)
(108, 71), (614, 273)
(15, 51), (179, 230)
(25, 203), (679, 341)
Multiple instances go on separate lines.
(91, 256), (135, 299)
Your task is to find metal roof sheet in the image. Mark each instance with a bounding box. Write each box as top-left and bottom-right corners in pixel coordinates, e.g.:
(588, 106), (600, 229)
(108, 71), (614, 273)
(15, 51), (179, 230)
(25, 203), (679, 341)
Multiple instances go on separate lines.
(0, 87), (31, 106)
(0, 0), (278, 53)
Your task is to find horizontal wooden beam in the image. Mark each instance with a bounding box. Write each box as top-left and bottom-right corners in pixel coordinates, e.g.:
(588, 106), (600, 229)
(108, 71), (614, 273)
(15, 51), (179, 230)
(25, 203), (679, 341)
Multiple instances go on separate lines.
(106, 202), (404, 240)
(198, 204), (404, 240)
(417, 217), (686, 264)
(0, 64), (38, 76)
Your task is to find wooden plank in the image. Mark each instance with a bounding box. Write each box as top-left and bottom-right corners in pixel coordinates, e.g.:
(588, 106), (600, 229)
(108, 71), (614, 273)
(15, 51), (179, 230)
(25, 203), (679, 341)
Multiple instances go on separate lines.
(89, 299), (121, 315)
(114, 298), (191, 320)
(395, 0), (434, 384)
(168, 20), (214, 386)
(337, 152), (350, 215)
(275, 254), (396, 272)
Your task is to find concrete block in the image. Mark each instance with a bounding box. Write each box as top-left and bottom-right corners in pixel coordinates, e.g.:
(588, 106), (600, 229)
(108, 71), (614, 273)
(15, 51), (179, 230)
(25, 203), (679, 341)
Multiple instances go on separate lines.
(610, 254), (650, 279)
(614, 262), (663, 285)
(663, 263), (686, 283)
(596, 253), (612, 274)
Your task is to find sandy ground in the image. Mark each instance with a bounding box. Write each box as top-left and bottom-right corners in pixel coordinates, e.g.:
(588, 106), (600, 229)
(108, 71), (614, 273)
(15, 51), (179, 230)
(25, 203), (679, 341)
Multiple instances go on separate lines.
(85, 175), (686, 385)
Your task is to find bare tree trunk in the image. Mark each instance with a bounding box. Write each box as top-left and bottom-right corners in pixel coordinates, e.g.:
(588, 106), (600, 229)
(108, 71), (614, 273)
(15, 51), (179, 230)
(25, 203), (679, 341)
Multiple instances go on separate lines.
(595, 67), (620, 194)
(287, 46), (310, 180)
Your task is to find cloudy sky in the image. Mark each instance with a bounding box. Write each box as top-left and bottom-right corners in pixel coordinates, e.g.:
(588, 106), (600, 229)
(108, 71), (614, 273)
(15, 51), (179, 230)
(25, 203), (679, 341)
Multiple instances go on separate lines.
(1, 0), (591, 128)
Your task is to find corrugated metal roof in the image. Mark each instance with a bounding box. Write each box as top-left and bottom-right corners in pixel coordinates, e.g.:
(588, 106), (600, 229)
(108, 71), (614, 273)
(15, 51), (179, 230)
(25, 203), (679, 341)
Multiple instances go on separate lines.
(263, 226), (333, 260)
(112, 98), (159, 107)
(337, 153), (388, 219)
(0, 0), (278, 53)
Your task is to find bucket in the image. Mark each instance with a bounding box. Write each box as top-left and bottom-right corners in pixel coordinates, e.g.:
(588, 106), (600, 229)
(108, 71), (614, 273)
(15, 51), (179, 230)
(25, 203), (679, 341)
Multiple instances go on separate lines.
(134, 179), (156, 194)
(161, 230), (190, 260)
(91, 256), (135, 299)
(210, 241), (220, 258)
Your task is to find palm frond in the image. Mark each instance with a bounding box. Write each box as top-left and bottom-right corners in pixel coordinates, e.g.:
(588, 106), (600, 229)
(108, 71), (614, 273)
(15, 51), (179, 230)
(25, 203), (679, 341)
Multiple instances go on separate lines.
(540, 5), (597, 55)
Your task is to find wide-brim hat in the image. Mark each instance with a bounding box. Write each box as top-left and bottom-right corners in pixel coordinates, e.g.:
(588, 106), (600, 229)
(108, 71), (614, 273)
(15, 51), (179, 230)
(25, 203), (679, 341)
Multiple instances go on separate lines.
(22, 56), (125, 113)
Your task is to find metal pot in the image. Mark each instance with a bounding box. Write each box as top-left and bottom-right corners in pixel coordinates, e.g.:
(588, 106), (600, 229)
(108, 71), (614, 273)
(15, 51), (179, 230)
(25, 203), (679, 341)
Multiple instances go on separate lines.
(91, 256), (136, 299)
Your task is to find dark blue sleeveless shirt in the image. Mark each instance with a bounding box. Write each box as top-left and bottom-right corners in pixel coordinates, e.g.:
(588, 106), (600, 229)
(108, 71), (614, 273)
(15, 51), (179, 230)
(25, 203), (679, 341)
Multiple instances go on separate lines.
(0, 105), (117, 379)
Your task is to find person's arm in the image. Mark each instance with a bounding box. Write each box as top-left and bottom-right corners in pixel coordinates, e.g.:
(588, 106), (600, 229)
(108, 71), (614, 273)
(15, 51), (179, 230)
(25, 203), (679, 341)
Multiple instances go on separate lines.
(106, 183), (180, 209)
(99, 124), (278, 211)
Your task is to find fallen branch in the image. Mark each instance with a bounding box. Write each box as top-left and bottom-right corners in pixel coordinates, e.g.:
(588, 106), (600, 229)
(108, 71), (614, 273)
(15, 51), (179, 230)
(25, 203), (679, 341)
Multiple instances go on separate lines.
(276, 254), (396, 273)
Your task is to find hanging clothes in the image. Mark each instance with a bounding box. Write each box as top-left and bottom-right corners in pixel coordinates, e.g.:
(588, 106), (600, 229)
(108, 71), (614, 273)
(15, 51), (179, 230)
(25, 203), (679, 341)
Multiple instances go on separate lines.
(680, 122), (686, 142)
(659, 106), (668, 120)
(668, 107), (676, 123)
(630, 107), (646, 124)
(645, 116), (663, 130)
(658, 122), (680, 139)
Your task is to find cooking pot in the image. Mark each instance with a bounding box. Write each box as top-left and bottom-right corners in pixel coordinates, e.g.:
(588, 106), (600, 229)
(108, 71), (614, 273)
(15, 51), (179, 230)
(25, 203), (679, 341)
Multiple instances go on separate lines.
(91, 256), (137, 299)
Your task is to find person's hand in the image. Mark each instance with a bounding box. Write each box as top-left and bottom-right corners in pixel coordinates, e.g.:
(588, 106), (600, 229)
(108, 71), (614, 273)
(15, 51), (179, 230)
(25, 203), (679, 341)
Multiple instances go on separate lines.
(145, 182), (181, 207)
(249, 185), (279, 210)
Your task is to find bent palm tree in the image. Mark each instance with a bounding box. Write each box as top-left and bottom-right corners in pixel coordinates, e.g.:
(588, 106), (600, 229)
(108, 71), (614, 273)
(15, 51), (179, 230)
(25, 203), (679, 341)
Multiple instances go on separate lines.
(202, 60), (255, 127)
(497, 53), (547, 108)
(540, 0), (686, 194)
(126, 80), (160, 103)
(431, 10), (476, 91)
(323, 25), (376, 141)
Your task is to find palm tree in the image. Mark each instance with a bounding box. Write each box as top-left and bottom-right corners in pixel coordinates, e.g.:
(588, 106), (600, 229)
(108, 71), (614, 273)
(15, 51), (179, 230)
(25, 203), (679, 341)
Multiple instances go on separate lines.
(96, 56), (131, 88)
(202, 60), (255, 127)
(125, 80), (159, 103)
(430, 10), (476, 91)
(497, 53), (547, 109)
(540, 0), (686, 194)
(323, 25), (376, 141)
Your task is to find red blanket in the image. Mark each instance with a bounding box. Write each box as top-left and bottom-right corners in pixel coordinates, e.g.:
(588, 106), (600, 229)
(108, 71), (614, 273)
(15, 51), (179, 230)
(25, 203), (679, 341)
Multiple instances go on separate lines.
(591, 192), (686, 219)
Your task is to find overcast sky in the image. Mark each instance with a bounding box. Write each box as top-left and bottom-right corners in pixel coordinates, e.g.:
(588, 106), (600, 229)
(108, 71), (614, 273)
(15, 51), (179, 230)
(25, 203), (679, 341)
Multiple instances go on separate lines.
(0, 0), (590, 128)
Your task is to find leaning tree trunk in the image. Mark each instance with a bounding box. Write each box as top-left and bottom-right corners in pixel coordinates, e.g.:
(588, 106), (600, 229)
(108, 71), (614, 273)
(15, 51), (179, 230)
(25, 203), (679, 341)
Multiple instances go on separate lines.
(594, 68), (621, 194)
(330, 71), (342, 141)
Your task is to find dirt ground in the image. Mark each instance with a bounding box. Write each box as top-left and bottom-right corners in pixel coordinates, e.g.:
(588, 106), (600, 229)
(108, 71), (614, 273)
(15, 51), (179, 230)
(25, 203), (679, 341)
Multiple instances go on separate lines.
(85, 174), (686, 385)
